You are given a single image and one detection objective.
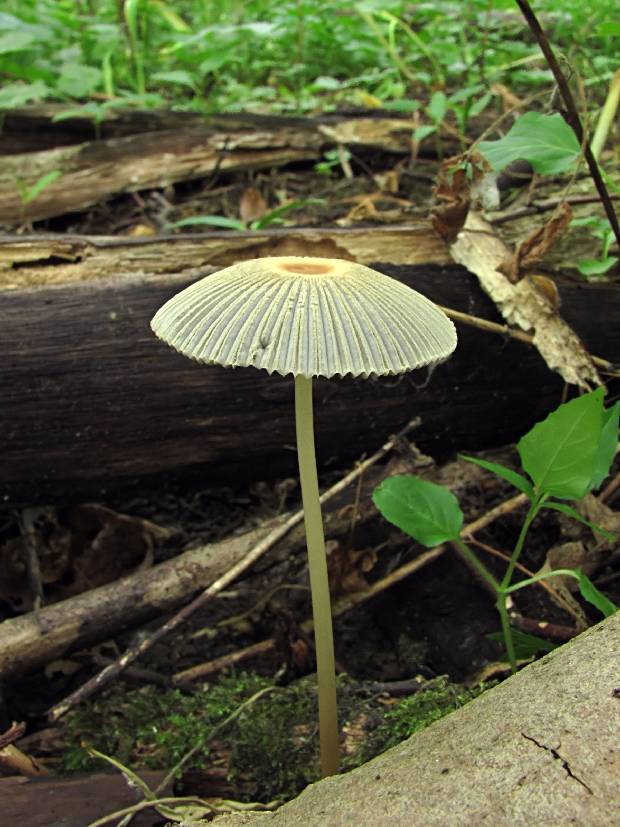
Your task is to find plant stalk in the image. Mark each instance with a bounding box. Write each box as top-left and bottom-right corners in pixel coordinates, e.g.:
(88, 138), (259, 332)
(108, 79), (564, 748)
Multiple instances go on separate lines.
(294, 374), (339, 778)
(501, 498), (542, 590)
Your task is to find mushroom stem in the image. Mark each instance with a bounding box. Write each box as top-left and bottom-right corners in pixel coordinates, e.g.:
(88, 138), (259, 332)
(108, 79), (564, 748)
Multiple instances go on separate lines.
(294, 374), (339, 778)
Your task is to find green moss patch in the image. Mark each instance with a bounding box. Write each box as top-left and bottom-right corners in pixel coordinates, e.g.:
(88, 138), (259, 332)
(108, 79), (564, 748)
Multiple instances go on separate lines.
(61, 672), (492, 802)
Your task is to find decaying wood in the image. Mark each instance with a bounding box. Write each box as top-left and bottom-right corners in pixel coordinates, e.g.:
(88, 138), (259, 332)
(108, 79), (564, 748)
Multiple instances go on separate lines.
(450, 211), (602, 389)
(0, 110), (423, 223)
(212, 611), (620, 827)
(2, 770), (172, 827)
(2, 256), (619, 505)
(0, 523), (272, 681)
(0, 225), (450, 290)
(0, 107), (418, 156)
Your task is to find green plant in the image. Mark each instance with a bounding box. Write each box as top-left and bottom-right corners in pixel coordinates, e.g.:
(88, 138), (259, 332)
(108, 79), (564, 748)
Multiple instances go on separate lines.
(314, 148), (352, 177)
(571, 215), (618, 277)
(13, 169), (61, 221)
(373, 388), (619, 674)
(168, 198), (324, 231)
(478, 111), (582, 176)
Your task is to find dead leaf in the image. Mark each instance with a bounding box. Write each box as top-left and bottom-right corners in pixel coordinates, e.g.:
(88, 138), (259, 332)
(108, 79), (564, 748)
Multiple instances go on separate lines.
(450, 211), (601, 389)
(328, 541), (378, 595)
(0, 506), (170, 611)
(374, 168), (400, 194)
(239, 186), (268, 224)
(499, 202), (573, 282)
(432, 153), (490, 242)
(125, 223), (155, 237)
(491, 82), (524, 111)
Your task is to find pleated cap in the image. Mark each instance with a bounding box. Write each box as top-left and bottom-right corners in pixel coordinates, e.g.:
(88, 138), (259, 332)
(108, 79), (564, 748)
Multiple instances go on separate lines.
(151, 256), (457, 378)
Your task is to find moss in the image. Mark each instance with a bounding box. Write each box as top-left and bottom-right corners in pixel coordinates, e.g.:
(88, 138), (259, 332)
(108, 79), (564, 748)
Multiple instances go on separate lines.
(61, 672), (493, 803)
(228, 674), (322, 801)
(352, 676), (494, 765)
(61, 672), (272, 773)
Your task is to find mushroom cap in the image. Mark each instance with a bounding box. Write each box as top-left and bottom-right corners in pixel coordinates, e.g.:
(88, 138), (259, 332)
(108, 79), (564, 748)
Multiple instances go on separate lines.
(151, 256), (457, 378)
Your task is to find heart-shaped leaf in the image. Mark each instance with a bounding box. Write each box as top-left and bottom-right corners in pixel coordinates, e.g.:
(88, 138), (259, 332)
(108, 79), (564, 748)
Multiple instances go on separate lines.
(479, 112), (580, 175)
(590, 400), (620, 491)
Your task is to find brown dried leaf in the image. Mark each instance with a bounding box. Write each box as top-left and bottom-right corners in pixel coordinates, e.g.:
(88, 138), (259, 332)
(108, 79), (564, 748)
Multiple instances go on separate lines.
(431, 153), (490, 242)
(239, 186), (268, 224)
(501, 202), (573, 282)
(490, 82), (524, 111)
(328, 541), (378, 596)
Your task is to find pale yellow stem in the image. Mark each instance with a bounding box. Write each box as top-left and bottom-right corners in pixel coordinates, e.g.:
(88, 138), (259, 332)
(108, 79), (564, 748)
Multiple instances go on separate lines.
(294, 374), (339, 777)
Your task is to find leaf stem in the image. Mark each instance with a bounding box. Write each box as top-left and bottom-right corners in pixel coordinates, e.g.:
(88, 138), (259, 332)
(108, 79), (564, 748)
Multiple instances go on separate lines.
(501, 496), (544, 590)
(453, 538), (500, 592)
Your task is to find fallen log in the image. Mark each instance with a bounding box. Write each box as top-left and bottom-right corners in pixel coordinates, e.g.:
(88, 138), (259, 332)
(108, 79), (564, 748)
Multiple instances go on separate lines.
(0, 523), (271, 680)
(0, 224), (450, 290)
(212, 610), (620, 827)
(2, 770), (172, 827)
(0, 110), (421, 223)
(1, 252), (618, 505)
(0, 104), (482, 157)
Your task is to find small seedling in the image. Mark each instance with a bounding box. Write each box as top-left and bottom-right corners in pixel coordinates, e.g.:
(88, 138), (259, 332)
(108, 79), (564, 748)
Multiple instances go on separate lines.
(168, 198), (324, 232)
(374, 388), (619, 673)
(571, 215), (618, 277)
(14, 169), (61, 224)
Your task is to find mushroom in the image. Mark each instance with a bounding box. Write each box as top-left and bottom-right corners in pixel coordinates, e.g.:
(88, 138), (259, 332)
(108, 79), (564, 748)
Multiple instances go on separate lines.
(150, 256), (456, 778)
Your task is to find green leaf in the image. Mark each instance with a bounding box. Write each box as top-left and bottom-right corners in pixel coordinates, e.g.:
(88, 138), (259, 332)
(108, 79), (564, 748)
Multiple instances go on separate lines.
(460, 455), (534, 499)
(0, 30), (37, 54)
(168, 215), (245, 230)
(427, 90), (448, 123)
(577, 257), (618, 277)
(0, 80), (49, 108)
(51, 103), (105, 123)
(478, 112), (580, 175)
(591, 401), (620, 490)
(574, 570), (618, 618)
(151, 70), (196, 89)
(372, 475), (463, 547)
(413, 124), (436, 141)
(488, 629), (557, 658)
(251, 199), (324, 230)
(22, 170), (61, 205)
(57, 63), (102, 98)
(517, 389), (605, 499)
(542, 502), (616, 542)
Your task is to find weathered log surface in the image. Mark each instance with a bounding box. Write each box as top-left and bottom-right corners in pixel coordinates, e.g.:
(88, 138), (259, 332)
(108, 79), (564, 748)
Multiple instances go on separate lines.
(2, 770), (172, 827)
(0, 225), (450, 290)
(0, 109), (420, 223)
(213, 611), (620, 827)
(0, 104), (470, 155)
(1, 253), (619, 506)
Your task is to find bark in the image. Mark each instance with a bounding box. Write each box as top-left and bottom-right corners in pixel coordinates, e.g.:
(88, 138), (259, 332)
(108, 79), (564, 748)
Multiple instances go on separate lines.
(0, 224), (450, 290)
(212, 610), (620, 827)
(1, 770), (172, 827)
(0, 110), (418, 222)
(0, 524), (271, 680)
(1, 256), (618, 505)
